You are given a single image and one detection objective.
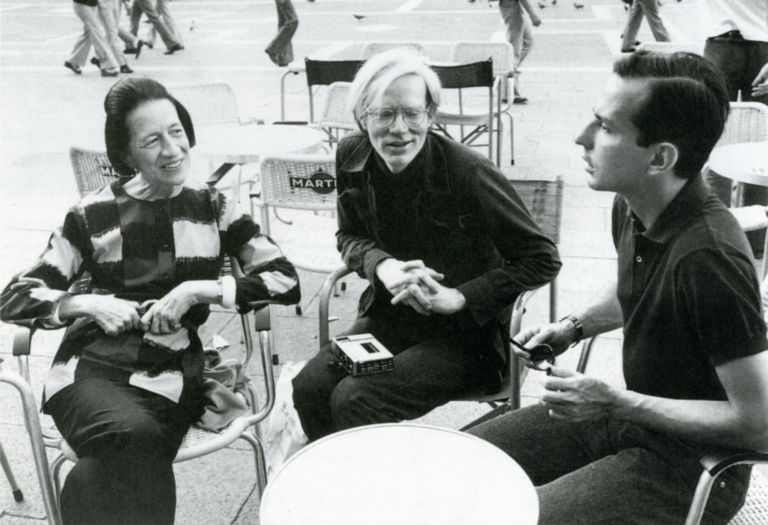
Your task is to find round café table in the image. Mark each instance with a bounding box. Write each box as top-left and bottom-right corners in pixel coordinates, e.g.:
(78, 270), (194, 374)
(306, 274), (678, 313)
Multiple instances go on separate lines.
(259, 423), (539, 525)
(708, 142), (768, 195)
(194, 122), (326, 205)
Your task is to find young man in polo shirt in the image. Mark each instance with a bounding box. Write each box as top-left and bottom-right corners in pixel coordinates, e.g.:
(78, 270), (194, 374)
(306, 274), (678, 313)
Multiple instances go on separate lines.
(470, 51), (768, 524)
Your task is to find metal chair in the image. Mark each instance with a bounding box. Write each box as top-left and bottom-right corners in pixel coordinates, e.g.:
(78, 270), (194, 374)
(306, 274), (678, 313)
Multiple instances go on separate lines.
(304, 59), (364, 125)
(0, 422), (24, 504)
(449, 42), (516, 166)
(0, 358), (60, 523)
(575, 337), (768, 525)
(317, 178), (563, 426)
(362, 42), (426, 59)
(167, 81), (259, 127)
(431, 59), (505, 166)
(258, 154), (343, 316)
(314, 81), (356, 146)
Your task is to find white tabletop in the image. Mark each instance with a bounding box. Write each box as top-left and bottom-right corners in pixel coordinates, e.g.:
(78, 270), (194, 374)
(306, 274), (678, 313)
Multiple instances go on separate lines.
(259, 423), (539, 525)
(195, 122), (325, 165)
(708, 142), (768, 187)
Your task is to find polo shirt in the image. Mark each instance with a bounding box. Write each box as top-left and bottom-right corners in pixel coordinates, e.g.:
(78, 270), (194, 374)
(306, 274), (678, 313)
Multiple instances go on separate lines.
(612, 176), (767, 401)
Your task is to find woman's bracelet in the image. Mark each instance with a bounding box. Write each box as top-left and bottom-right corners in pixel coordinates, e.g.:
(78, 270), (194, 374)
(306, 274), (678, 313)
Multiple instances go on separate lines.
(217, 276), (236, 308)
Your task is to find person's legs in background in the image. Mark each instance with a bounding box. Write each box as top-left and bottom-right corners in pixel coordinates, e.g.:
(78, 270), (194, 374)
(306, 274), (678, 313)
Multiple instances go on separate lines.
(638, 0), (670, 43)
(46, 378), (200, 525)
(97, 0), (130, 72)
(500, 0), (530, 103)
(621, 0), (646, 52)
(131, 0), (181, 53)
(67, 3), (119, 75)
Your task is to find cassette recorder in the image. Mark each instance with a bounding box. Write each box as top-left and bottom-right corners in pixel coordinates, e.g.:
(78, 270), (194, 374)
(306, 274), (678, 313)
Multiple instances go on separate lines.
(331, 333), (394, 376)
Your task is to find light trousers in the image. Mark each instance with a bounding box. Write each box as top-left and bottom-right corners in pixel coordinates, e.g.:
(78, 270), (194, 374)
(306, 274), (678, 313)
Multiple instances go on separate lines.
(621, 0), (670, 50)
(67, 2), (119, 70)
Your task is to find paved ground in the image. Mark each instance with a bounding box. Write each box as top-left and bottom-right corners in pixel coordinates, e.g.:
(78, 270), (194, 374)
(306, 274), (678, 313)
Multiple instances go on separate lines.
(1, 1), (760, 524)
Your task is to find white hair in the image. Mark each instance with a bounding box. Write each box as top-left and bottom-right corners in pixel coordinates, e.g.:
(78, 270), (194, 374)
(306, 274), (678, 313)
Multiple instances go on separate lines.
(347, 48), (442, 131)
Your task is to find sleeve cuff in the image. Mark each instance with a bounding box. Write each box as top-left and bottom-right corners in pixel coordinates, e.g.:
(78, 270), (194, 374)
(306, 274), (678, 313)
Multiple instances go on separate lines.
(220, 275), (236, 308)
(44, 292), (72, 328)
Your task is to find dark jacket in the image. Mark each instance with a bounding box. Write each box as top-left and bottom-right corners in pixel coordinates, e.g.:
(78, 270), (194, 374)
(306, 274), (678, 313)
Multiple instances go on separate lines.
(335, 131), (561, 358)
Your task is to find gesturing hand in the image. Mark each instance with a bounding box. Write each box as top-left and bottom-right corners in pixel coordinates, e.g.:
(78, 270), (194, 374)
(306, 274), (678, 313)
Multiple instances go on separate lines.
(541, 367), (618, 422)
(140, 282), (197, 334)
(512, 321), (577, 367)
(59, 294), (142, 336)
(376, 259), (444, 315)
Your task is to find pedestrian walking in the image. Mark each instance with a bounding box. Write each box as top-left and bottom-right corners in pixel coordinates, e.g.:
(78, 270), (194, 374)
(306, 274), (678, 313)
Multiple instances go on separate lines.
(65, 0), (120, 77)
(498, 0), (542, 104)
(129, 0), (184, 55)
(620, 0), (670, 52)
(266, 0), (299, 67)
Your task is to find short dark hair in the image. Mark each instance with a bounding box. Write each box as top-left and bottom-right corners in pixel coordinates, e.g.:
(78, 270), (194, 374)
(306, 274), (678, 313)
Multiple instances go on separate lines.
(613, 51), (730, 179)
(104, 77), (195, 176)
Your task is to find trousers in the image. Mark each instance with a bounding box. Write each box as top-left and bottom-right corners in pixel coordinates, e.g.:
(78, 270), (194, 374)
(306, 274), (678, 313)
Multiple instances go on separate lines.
(67, 2), (119, 70)
(129, 0), (180, 50)
(292, 315), (502, 441)
(704, 35), (768, 257)
(499, 0), (533, 96)
(46, 377), (202, 525)
(265, 0), (299, 66)
(621, 0), (670, 50)
(469, 404), (751, 524)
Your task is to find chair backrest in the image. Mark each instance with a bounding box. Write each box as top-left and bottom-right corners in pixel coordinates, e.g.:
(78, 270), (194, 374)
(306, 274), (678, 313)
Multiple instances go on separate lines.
(450, 42), (514, 78)
(717, 102), (768, 147)
(167, 82), (241, 125)
(259, 154), (338, 213)
(317, 82), (357, 143)
(636, 41), (703, 55)
(431, 59), (495, 89)
(304, 59), (364, 123)
(362, 42), (426, 59)
(509, 177), (564, 244)
(69, 147), (129, 197)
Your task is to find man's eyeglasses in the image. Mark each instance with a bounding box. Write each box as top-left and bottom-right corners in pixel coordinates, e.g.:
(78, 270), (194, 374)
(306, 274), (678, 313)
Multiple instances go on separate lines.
(366, 107), (429, 128)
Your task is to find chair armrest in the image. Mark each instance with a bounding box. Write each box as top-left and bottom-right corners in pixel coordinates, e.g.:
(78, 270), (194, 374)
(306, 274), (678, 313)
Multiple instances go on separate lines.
(319, 266), (354, 349)
(12, 327), (33, 357)
(699, 450), (768, 477)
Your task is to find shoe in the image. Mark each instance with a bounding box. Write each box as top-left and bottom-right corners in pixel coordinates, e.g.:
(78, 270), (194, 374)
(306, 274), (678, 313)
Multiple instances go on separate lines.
(164, 43), (184, 55)
(573, 1), (584, 7)
(513, 96), (528, 104)
(64, 61), (82, 75)
(123, 46), (139, 55)
(538, 1), (546, 7)
(90, 57), (101, 68)
(101, 68), (119, 77)
(120, 64), (134, 74)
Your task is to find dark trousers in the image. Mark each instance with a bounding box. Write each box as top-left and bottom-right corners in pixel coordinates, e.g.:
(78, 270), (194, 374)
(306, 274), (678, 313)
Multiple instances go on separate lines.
(292, 315), (502, 441)
(46, 378), (201, 525)
(265, 0), (298, 67)
(469, 404), (751, 524)
(704, 35), (768, 257)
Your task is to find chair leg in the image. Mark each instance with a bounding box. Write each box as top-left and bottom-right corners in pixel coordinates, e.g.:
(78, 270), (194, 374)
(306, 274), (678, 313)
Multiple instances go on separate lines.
(51, 453), (67, 510)
(0, 441), (23, 502)
(239, 432), (268, 496)
(684, 470), (717, 525)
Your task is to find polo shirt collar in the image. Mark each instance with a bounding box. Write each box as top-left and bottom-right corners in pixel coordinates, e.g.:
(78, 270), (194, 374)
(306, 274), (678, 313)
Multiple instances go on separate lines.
(635, 176), (710, 244)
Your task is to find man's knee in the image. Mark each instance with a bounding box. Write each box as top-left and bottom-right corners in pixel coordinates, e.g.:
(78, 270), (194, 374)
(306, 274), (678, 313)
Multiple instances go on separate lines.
(329, 379), (392, 428)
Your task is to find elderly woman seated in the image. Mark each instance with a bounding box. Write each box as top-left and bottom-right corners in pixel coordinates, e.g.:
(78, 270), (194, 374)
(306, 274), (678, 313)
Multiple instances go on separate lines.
(291, 49), (562, 441)
(0, 77), (300, 525)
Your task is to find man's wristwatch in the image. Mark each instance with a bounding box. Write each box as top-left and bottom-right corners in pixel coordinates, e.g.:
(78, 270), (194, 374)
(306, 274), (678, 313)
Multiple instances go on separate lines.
(559, 314), (584, 344)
